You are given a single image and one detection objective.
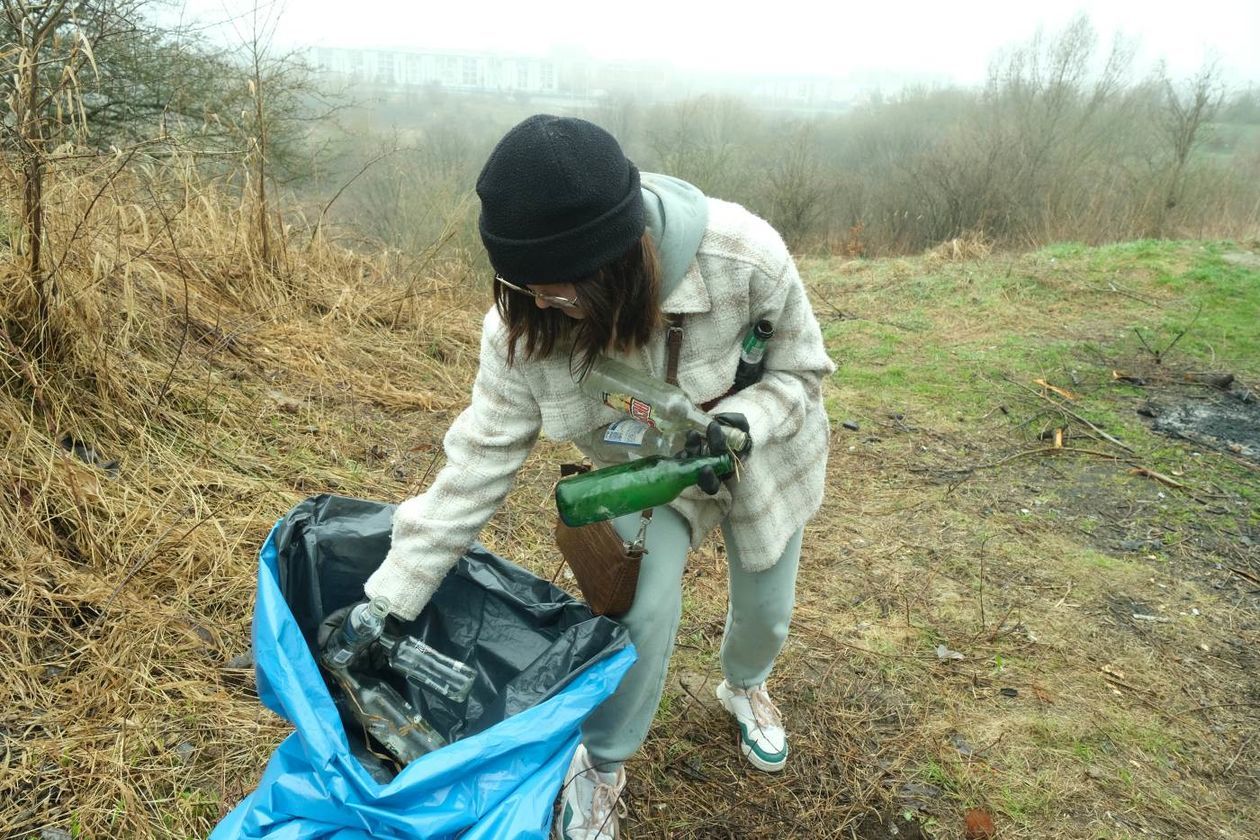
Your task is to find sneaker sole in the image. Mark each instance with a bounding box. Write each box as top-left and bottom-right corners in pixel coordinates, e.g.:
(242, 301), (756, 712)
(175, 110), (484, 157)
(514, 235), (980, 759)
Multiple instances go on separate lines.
(715, 683), (787, 773)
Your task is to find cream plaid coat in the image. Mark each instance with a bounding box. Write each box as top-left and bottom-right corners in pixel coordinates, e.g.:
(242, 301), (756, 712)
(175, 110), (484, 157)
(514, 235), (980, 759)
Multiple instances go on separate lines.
(366, 198), (836, 619)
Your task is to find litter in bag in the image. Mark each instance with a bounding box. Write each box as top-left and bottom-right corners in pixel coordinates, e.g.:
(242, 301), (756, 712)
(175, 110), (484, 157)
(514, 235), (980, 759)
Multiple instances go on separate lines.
(213, 494), (635, 839)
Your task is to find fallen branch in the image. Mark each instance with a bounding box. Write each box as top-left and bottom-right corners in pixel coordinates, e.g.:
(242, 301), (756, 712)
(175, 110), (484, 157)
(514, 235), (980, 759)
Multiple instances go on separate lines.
(1228, 567), (1260, 586)
(1034, 378), (1078, 401)
(1183, 371), (1235, 390)
(1006, 376), (1135, 453)
(1176, 702), (1260, 719)
(1112, 370), (1147, 386)
(1127, 466), (1187, 489)
(944, 445), (1124, 474)
(1101, 670), (1181, 722)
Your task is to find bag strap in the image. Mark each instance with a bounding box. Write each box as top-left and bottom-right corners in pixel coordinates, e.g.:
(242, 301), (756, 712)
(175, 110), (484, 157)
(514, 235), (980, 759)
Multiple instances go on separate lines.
(665, 315), (684, 387)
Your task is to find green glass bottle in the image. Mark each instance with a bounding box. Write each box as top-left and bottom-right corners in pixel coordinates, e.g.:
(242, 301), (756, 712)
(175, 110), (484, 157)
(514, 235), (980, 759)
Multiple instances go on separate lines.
(732, 320), (774, 392)
(555, 453), (734, 527)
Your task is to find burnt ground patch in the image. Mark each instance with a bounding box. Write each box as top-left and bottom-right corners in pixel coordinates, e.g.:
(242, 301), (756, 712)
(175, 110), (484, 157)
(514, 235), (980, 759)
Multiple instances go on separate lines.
(1144, 384), (1260, 464)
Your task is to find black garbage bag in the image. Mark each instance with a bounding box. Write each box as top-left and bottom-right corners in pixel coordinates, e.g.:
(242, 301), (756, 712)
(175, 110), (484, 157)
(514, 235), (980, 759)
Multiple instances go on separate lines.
(271, 493), (631, 780)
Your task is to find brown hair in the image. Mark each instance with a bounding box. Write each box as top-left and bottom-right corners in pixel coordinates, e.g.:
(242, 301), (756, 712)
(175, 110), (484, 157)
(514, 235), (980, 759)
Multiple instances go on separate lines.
(495, 232), (663, 376)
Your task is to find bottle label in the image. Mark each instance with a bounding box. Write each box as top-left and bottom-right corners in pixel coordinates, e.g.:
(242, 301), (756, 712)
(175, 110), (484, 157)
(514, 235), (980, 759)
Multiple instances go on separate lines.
(739, 345), (766, 365)
(601, 392), (656, 427)
(602, 418), (652, 446)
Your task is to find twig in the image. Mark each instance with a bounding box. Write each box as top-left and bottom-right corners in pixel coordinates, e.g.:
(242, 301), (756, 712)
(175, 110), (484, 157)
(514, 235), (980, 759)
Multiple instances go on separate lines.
(1100, 669), (1188, 724)
(976, 404), (1009, 421)
(146, 182), (192, 406)
(101, 504), (196, 610)
(1222, 734), (1253, 774)
(1228, 567), (1260, 586)
(1085, 280), (1157, 306)
(976, 536), (990, 636)
(945, 445), (1124, 474)
(1102, 670), (1159, 697)
(1175, 702), (1260, 718)
(807, 284), (921, 332)
(984, 604), (1018, 642)
(1134, 302), (1203, 364)
(1033, 378), (1078, 401)
(308, 146), (402, 247)
(45, 141), (152, 283)
(1161, 302), (1203, 360)
(1134, 326), (1159, 360)
(1127, 467), (1187, 489)
(1006, 376), (1135, 453)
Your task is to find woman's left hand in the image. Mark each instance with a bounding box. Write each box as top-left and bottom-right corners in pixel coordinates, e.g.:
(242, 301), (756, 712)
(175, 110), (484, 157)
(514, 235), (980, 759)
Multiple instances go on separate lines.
(683, 412), (751, 495)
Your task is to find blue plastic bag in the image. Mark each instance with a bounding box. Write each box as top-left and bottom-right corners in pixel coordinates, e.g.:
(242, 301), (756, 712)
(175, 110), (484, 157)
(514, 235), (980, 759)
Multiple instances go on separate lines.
(213, 495), (635, 839)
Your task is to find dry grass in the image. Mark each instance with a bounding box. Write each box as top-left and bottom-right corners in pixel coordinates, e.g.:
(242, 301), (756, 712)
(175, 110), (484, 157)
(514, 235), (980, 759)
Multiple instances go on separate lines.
(0, 165), (482, 837)
(924, 231), (994, 264)
(2, 169), (1258, 840)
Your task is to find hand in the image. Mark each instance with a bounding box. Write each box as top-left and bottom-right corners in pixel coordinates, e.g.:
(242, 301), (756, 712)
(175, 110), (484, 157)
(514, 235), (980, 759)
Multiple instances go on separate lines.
(317, 604), (356, 651)
(682, 412), (752, 495)
(317, 601), (400, 668)
(712, 413), (752, 457)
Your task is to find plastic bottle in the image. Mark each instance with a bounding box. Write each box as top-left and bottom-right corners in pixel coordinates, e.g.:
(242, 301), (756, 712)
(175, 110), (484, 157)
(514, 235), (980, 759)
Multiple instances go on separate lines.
(579, 356), (749, 454)
(555, 452), (734, 527)
(380, 634), (477, 703)
(335, 670), (447, 762)
(732, 320), (774, 393)
(321, 596), (389, 671)
(585, 418), (686, 463)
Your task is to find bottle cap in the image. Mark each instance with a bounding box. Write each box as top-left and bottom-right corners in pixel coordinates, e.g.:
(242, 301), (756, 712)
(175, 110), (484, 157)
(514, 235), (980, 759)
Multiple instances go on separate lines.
(367, 596), (391, 619)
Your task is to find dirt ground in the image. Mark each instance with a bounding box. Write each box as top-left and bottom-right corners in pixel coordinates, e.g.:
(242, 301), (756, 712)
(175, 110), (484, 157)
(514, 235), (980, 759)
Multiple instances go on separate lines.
(601, 369), (1259, 839)
(553, 242), (1260, 839)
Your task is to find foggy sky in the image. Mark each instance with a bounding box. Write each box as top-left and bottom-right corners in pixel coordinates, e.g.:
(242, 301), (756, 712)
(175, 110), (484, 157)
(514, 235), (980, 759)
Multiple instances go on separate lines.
(177, 0), (1260, 86)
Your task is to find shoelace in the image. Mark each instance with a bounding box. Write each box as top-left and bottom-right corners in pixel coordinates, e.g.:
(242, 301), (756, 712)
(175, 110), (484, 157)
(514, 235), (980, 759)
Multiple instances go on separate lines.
(587, 771), (627, 837)
(746, 684), (784, 733)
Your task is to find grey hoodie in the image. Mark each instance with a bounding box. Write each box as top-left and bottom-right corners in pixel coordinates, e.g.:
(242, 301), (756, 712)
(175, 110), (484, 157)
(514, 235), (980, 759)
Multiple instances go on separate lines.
(641, 172), (709, 301)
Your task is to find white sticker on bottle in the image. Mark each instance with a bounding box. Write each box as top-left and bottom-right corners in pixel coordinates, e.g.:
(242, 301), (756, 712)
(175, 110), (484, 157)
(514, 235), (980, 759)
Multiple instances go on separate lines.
(602, 418), (651, 446)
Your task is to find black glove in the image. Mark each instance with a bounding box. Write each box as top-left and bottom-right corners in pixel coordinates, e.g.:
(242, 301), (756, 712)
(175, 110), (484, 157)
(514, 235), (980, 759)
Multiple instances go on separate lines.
(317, 604), (355, 651)
(682, 412), (752, 496)
(317, 602), (401, 669)
(713, 412), (752, 457)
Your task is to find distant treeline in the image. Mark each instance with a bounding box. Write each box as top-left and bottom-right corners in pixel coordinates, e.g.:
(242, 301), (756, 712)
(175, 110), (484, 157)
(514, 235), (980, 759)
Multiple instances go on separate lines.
(3, 5), (1257, 275)
(321, 17), (1260, 259)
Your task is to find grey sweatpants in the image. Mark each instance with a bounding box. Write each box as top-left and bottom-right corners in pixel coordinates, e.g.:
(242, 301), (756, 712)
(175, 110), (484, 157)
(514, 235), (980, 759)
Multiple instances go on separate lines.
(581, 505), (803, 768)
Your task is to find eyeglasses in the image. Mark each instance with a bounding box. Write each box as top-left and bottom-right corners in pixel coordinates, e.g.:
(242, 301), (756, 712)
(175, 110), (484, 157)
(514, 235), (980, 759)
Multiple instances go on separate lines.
(495, 275), (579, 309)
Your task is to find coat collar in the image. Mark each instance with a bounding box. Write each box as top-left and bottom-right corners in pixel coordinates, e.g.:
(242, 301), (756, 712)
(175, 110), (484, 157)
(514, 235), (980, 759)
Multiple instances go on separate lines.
(661, 260), (711, 315)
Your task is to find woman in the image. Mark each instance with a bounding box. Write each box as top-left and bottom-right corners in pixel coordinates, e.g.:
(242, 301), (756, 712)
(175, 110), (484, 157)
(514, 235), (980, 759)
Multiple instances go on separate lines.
(364, 114), (834, 840)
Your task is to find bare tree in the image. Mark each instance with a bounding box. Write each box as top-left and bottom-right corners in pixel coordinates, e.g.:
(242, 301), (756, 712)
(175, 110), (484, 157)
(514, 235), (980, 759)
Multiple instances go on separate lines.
(1156, 61), (1223, 234)
(645, 96), (754, 200)
(763, 123), (828, 247)
(1, 0), (124, 351)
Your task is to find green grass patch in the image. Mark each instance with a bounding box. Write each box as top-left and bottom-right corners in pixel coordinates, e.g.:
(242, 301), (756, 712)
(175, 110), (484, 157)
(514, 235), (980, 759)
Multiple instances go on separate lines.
(1148, 242), (1260, 373)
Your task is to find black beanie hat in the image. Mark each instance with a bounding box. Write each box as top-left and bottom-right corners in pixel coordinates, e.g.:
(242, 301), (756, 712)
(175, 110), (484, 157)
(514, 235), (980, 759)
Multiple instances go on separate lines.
(476, 114), (645, 285)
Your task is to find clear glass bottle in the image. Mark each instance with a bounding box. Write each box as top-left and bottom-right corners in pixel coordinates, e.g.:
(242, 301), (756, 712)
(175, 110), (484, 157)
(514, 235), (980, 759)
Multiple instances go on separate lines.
(579, 356), (749, 454)
(380, 634), (476, 703)
(555, 452), (734, 527)
(321, 596), (389, 671)
(335, 670), (447, 762)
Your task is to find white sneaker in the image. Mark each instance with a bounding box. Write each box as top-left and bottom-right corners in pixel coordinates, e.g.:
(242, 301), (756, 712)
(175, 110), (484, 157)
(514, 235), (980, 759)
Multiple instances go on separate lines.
(555, 743), (627, 840)
(716, 680), (788, 772)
